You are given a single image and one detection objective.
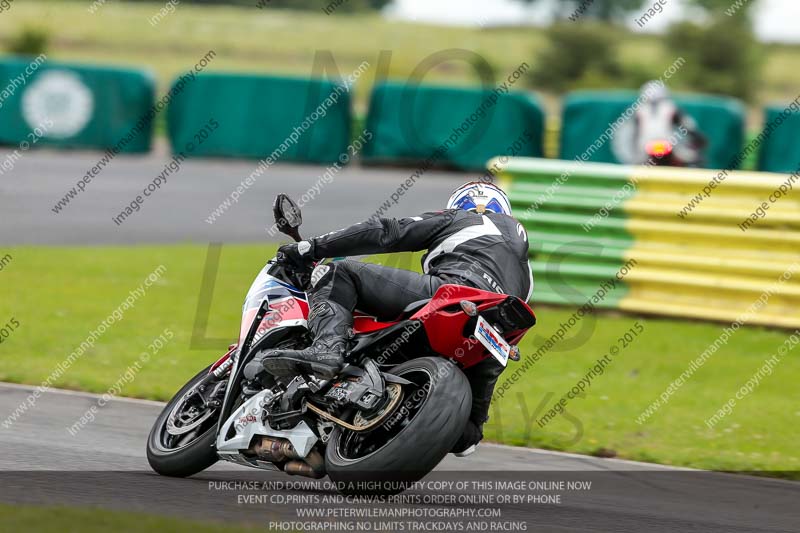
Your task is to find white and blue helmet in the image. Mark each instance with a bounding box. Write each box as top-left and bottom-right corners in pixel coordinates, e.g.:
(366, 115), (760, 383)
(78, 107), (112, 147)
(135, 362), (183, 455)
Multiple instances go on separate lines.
(446, 181), (512, 216)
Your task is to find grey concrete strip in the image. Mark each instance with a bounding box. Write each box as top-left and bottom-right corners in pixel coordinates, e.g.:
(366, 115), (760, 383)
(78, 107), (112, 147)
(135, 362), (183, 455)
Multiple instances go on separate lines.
(0, 383), (798, 532)
(0, 381), (674, 472)
(1, 149), (472, 245)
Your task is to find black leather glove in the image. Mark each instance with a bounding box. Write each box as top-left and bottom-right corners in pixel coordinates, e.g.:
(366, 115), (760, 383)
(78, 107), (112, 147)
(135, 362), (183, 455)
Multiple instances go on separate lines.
(451, 420), (483, 454)
(276, 240), (315, 267)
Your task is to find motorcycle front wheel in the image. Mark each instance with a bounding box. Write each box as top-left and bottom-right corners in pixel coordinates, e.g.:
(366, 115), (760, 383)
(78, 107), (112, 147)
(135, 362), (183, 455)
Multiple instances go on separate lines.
(146, 365), (221, 477)
(325, 356), (471, 494)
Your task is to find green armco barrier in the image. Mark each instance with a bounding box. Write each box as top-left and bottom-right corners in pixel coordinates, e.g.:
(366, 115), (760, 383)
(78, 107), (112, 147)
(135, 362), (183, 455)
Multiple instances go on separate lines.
(167, 73), (351, 163)
(560, 90), (745, 170)
(497, 157), (800, 329)
(0, 57), (155, 152)
(363, 82), (544, 170)
(758, 105), (800, 173)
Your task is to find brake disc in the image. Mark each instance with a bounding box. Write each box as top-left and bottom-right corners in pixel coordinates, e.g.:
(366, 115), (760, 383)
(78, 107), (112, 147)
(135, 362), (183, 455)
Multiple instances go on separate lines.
(353, 383), (403, 429)
(165, 388), (217, 436)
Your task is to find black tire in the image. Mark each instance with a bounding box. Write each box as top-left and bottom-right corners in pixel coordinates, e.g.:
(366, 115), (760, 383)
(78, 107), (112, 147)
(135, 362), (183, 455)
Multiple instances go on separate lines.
(325, 357), (471, 493)
(146, 365), (220, 478)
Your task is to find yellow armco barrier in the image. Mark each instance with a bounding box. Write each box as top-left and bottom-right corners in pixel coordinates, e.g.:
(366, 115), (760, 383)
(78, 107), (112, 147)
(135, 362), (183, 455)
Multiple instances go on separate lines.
(495, 157), (800, 329)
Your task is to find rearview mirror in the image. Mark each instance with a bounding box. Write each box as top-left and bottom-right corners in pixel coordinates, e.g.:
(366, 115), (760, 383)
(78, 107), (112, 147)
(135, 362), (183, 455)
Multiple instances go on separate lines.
(273, 194), (303, 242)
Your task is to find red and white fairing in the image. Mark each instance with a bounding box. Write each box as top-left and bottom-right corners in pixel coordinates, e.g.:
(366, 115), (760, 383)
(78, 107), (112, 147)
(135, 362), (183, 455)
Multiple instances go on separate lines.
(238, 266), (309, 346)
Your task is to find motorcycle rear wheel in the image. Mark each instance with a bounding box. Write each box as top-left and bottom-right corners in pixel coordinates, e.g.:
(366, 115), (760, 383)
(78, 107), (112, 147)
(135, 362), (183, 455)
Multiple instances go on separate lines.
(325, 356), (471, 494)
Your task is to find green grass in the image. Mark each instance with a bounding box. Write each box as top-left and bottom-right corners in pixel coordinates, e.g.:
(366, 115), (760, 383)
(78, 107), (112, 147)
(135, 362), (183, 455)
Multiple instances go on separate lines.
(3, 1), (800, 118)
(0, 244), (797, 474)
(0, 503), (264, 532)
(483, 312), (799, 475)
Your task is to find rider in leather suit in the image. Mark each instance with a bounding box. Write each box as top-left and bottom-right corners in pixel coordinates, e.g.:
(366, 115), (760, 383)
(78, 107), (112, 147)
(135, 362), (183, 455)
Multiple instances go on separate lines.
(253, 181), (533, 455)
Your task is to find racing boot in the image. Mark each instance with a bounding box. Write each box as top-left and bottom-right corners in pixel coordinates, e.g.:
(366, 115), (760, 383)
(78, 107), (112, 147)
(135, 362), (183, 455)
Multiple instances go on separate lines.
(451, 420), (482, 457)
(259, 300), (351, 379)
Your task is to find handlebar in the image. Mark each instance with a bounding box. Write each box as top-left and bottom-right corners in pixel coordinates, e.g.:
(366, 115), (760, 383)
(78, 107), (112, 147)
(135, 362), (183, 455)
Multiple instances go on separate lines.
(268, 253), (314, 291)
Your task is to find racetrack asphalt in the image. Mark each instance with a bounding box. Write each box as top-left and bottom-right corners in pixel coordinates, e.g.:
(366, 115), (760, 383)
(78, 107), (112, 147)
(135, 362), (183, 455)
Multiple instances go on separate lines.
(1, 147), (470, 246)
(0, 382), (797, 532)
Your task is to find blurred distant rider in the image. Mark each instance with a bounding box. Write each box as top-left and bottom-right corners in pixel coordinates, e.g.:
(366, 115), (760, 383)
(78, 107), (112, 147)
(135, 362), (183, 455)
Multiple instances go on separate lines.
(631, 80), (707, 166)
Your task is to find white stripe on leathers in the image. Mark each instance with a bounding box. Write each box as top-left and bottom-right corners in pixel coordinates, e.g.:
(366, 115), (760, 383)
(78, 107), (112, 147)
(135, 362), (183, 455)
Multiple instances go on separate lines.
(423, 215), (502, 272)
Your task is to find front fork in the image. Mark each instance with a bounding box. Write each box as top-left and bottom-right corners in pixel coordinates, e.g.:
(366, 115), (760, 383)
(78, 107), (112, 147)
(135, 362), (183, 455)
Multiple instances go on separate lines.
(209, 343), (237, 379)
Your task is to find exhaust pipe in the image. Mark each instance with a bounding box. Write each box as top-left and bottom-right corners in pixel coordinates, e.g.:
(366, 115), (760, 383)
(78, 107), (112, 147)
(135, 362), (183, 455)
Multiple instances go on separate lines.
(250, 437), (326, 479)
(251, 436), (302, 462)
(284, 450), (325, 479)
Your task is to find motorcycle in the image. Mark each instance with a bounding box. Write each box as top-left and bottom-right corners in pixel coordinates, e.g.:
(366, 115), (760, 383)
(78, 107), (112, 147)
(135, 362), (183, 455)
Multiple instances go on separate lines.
(645, 139), (680, 166)
(644, 132), (706, 168)
(146, 194), (536, 492)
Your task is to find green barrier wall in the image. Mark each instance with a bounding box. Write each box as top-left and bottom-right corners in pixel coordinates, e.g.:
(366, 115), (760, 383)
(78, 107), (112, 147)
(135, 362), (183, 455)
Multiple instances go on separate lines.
(758, 105), (800, 173)
(166, 73), (351, 163)
(560, 91), (745, 170)
(0, 58), (154, 152)
(363, 82), (544, 170)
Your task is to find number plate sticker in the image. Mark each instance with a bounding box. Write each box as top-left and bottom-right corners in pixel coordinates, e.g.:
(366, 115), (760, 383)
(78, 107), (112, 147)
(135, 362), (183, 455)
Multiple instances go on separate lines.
(475, 316), (511, 367)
